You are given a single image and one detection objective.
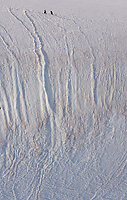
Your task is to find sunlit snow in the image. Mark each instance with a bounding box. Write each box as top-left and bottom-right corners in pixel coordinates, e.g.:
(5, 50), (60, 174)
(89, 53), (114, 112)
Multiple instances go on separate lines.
(0, 1), (127, 199)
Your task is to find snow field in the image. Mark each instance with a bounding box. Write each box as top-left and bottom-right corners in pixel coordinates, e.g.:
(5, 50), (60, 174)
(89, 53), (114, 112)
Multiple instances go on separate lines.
(0, 5), (127, 200)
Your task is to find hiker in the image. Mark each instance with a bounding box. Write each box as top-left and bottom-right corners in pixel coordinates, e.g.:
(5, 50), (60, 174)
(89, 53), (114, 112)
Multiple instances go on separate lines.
(50, 11), (53, 15)
(44, 10), (47, 14)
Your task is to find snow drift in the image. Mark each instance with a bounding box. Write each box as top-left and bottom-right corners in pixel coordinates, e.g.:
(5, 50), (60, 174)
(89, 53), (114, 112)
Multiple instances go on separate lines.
(0, 1), (127, 199)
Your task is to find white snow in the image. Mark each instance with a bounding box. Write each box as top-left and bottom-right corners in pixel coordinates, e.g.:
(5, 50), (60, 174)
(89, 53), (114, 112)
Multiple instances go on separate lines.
(0, 0), (127, 199)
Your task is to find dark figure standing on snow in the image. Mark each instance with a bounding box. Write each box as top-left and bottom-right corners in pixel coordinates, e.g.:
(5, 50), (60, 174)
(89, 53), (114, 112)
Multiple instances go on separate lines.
(44, 10), (47, 14)
(50, 11), (53, 15)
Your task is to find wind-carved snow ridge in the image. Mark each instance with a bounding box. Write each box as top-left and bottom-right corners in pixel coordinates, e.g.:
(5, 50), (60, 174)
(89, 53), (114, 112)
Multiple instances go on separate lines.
(24, 11), (54, 114)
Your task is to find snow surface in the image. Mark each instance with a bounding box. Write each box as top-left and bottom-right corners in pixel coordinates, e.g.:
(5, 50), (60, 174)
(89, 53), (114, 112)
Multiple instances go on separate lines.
(0, 0), (127, 199)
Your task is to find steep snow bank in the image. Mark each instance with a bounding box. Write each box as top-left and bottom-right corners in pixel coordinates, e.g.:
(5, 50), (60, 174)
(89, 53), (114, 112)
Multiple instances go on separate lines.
(0, 1), (127, 199)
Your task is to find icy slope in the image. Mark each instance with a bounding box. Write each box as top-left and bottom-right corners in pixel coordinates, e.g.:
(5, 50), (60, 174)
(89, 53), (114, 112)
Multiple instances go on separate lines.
(0, 4), (127, 200)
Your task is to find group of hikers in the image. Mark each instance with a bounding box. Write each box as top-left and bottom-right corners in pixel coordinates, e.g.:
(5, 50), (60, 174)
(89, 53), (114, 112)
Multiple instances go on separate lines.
(44, 10), (53, 15)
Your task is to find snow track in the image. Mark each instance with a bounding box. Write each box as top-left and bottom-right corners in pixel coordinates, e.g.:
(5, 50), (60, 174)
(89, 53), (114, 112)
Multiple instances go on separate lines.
(0, 6), (127, 200)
